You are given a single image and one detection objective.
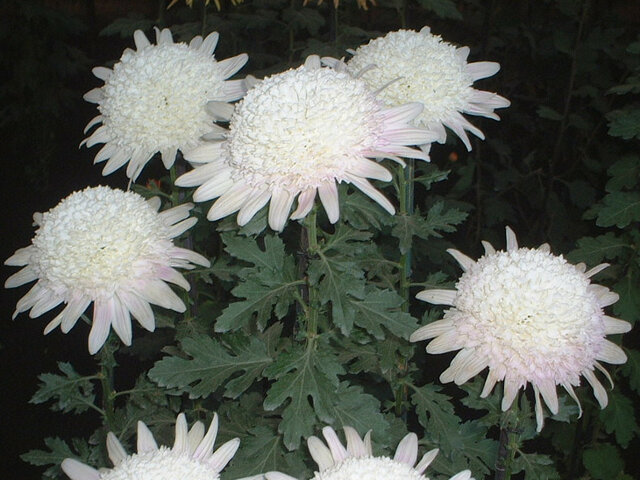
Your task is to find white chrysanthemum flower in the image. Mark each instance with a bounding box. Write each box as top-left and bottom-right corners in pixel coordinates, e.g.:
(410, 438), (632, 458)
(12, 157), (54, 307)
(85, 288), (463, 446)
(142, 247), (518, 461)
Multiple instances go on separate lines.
(345, 27), (510, 151)
(62, 413), (240, 480)
(83, 28), (248, 181)
(4, 186), (209, 354)
(175, 55), (437, 231)
(265, 426), (473, 480)
(411, 227), (631, 431)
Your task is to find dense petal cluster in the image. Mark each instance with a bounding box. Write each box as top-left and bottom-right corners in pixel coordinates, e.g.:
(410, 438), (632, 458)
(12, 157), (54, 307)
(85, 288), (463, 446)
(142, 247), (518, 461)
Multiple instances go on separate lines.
(265, 426), (473, 480)
(346, 27), (510, 150)
(411, 227), (631, 431)
(62, 413), (239, 480)
(4, 186), (209, 354)
(176, 55), (436, 231)
(83, 28), (248, 180)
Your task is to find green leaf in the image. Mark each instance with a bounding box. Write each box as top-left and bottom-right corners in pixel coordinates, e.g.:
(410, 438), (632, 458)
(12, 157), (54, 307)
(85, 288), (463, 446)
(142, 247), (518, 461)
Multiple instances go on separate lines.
(411, 383), (460, 453)
(263, 340), (343, 449)
(149, 334), (272, 399)
(607, 107), (640, 140)
(414, 165), (450, 189)
(21, 437), (95, 479)
(598, 390), (640, 448)
(537, 105), (564, 121)
(608, 75), (640, 95)
(567, 232), (628, 265)
(613, 271), (640, 325)
(420, 202), (468, 239)
(342, 188), (394, 230)
(621, 348), (640, 393)
(594, 191), (640, 228)
(348, 287), (419, 340)
(583, 444), (624, 480)
(30, 362), (96, 414)
(512, 453), (560, 480)
(416, 0), (463, 20)
(283, 7), (325, 34)
(325, 383), (389, 438)
(606, 155), (640, 192)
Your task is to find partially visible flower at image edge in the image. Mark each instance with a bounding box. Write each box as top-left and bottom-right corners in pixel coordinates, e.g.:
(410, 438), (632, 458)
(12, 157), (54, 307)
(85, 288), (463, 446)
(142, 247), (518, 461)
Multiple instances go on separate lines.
(4, 186), (209, 354)
(264, 425), (473, 480)
(62, 412), (240, 480)
(345, 27), (510, 151)
(411, 226), (631, 431)
(176, 55), (437, 231)
(83, 27), (248, 181)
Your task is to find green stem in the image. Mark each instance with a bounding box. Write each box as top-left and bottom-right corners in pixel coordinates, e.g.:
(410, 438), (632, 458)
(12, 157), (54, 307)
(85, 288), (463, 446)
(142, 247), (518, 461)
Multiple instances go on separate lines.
(494, 397), (522, 480)
(97, 338), (118, 431)
(304, 209), (319, 340)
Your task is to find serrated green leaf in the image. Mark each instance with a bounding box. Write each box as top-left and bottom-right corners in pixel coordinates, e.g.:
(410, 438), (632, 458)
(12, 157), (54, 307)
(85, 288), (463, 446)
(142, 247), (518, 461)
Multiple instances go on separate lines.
(567, 232), (629, 264)
(606, 155), (640, 192)
(149, 335), (272, 399)
(263, 341), (343, 449)
(421, 202), (468, 239)
(342, 188), (394, 230)
(348, 287), (419, 340)
(598, 390), (640, 448)
(613, 271), (640, 325)
(21, 437), (95, 480)
(537, 105), (563, 121)
(283, 7), (325, 34)
(30, 362), (96, 414)
(411, 383), (460, 453)
(608, 75), (640, 94)
(224, 426), (290, 477)
(607, 107), (640, 140)
(416, 0), (463, 20)
(325, 383), (388, 438)
(621, 348), (640, 393)
(583, 444), (624, 480)
(594, 191), (640, 228)
(414, 165), (450, 190)
(512, 453), (560, 480)
(221, 233), (287, 274)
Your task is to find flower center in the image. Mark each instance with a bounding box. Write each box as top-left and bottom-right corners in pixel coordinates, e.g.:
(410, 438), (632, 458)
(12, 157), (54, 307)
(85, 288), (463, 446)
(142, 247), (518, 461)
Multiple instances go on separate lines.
(314, 456), (426, 480)
(100, 447), (215, 480)
(101, 43), (225, 151)
(33, 187), (169, 297)
(453, 248), (606, 383)
(227, 66), (382, 192)
(349, 30), (473, 124)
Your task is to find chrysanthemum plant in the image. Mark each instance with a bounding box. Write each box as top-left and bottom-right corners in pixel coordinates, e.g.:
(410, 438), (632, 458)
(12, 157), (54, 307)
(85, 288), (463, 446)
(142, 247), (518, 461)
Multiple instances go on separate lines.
(5, 3), (638, 480)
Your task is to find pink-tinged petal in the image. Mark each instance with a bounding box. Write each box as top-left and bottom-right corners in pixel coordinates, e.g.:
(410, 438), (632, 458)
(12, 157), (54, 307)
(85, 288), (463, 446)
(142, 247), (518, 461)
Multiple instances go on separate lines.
(321, 426), (348, 463)
(537, 379), (559, 414)
(481, 369), (501, 398)
(584, 263), (609, 278)
(343, 426), (367, 458)
(159, 203), (193, 226)
(194, 173), (235, 202)
(393, 432), (418, 466)
(5, 246), (35, 266)
(440, 348), (475, 383)
(562, 383), (582, 418)
(88, 300), (113, 354)
(447, 248), (475, 271)
(590, 285), (619, 307)
(217, 53), (249, 79)
(106, 432), (127, 466)
(207, 183), (251, 221)
(93, 142), (118, 163)
(118, 291), (155, 332)
(308, 435), (334, 470)
(167, 217), (197, 238)
(533, 385), (545, 432)
(346, 174), (395, 215)
(379, 102), (424, 125)
(158, 266), (191, 291)
(594, 361), (614, 389)
(290, 188), (317, 220)
(84, 115), (104, 134)
(135, 280), (186, 312)
(84, 125), (110, 148)
(170, 247), (210, 268)
(58, 297), (92, 333)
(237, 189), (271, 226)
(268, 189), (295, 231)
(501, 378), (521, 411)
(416, 289), (456, 306)
(199, 31), (219, 55)
(318, 182), (340, 224)
(449, 470), (473, 480)
(596, 340), (627, 364)
(5, 266), (38, 288)
(183, 143), (226, 165)
(346, 158), (392, 181)
(207, 438), (240, 472)
(426, 329), (465, 354)
(133, 29), (151, 50)
(410, 319), (455, 342)
(92, 66), (112, 81)
(102, 149), (130, 175)
(452, 353), (488, 385)
(160, 146), (178, 169)
(137, 421), (159, 453)
(415, 448), (439, 474)
(603, 316), (632, 334)
(83, 88), (104, 104)
(173, 413), (189, 454)
(29, 293), (64, 318)
(61, 459), (100, 480)
(126, 147), (152, 181)
(505, 226), (518, 251)
(110, 297), (132, 346)
(13, 283), (48, 318)
(469, 89), (511, 110)
(481, 240), (495, 255)
(193, 414), (218, 460)
(382, 127), (436, 146)
(187, 421), (206, 454)
(466, 61), (500, 81)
